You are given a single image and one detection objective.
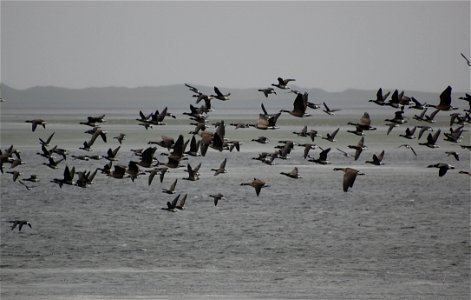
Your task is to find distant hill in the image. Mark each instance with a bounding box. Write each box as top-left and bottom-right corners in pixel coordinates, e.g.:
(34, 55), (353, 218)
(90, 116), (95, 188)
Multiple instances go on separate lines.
(0, 83), (466, 111)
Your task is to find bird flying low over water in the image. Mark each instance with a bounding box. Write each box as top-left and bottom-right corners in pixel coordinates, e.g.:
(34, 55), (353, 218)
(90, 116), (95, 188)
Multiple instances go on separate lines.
(210, 193), (224, 206)
(162, 194), (185, 212)
(23, 174), (39, 182)
(348, 136), (368, 161)
(183, 163), (201, 181)
(365, 150), (385, 165)
(258, 87), (277, 98)
(281, 92), (310, 117)
(211, 158), (227, 176)
(322, 102), (341, 115)
(427, 163), (455, 177)
(113, 133), (126, 144)
(322, 128), (340, 142)
(399, 127), (417, 139)
(445, 151), (460, 161)
(8, 220), (32, 231)
(369, 88), (391, 106)
(308, 147), (331, 164)
(51, 165), (75, 188)
(252, 136), (270, 144)
(333, 168), (365, 192)
(240, 178), (269, 196)
(428, 86), (457, 111)
(348, 112), (376, 131)
(147, 166), (168, 185)
(280, 167), (301, 179)
(398, 144), (417, 156)
(18, 179), (38, 190)
(419, 129), (441, 148)
(25, 119), (46, 132)
(6, 170), (21, 182)
(162, 179), (178, 194)
(211, 86), (231, 101)
(39, 132), (55, 147)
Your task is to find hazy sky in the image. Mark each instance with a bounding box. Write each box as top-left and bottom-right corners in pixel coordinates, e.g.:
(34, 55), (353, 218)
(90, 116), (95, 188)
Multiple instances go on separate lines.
(1, 1), (470, 92)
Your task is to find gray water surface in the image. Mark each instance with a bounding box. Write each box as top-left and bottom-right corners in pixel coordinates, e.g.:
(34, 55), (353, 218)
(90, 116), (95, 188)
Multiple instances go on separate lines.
(1, 108), (470, 299)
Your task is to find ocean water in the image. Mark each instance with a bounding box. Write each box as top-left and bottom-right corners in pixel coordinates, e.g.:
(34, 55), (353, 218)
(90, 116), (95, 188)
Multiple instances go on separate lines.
(1, 105), (470, 299)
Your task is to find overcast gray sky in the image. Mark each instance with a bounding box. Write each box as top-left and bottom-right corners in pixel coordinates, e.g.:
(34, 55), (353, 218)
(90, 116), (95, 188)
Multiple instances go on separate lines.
(1, 1), (469, 92)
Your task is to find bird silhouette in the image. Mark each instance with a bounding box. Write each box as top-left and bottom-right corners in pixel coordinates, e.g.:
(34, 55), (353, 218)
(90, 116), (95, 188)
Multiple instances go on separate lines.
(427, 163), (455, 177)
(280, 167), (301, 179)
(333, 168), (365, 192)
(8, 220), (32, 231)
(240, 178), (269, 196)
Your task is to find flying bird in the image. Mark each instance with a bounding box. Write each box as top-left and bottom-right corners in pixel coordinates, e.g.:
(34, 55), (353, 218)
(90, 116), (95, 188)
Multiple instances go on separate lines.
(25, 119), (46, 132)
(280, 167), (301, 179)
(211, 86), (231, 101)
(271, 77), (295, 89)
(333, 168), (365, 192)
(427, 163), (455, 177)
(210, 193), (225, 206)
(460, 52), (471, 66)
(258, 87), (277, 98)
(211, 158), (228, 176)
(240, 178), (269, 196)
(8, 220), (32, 231)
(398, 144), (417, 156)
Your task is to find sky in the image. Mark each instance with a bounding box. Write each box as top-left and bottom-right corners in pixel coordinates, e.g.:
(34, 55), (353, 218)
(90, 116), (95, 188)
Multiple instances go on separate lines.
(1, 1), (470, 92)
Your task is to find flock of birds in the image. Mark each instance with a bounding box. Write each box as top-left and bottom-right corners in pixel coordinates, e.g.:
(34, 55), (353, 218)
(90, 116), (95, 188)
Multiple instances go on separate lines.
(1, 62), (471, 230)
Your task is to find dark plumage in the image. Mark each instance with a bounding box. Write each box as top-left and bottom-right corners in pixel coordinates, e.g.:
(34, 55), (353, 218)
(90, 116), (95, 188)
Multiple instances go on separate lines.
(365, 150), (385, 165)
(210, 193), (224, 206)
(240, 178), (269, 196)
(427, 163), (455, 177)
(25, 119), (46, 132)
(8, 220), (32, 231)
(333, 168), (365, 192)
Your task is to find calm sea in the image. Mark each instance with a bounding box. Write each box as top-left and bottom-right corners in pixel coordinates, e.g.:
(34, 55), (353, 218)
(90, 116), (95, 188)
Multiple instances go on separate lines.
(1, 105), (470, 299)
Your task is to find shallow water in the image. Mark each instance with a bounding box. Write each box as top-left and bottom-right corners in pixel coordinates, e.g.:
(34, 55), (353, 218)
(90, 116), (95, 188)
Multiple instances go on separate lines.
(1, 105), (470, 299)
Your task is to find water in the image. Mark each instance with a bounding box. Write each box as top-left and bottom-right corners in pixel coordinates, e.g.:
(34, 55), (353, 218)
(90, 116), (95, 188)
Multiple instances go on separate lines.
(1, 105), (470, 299)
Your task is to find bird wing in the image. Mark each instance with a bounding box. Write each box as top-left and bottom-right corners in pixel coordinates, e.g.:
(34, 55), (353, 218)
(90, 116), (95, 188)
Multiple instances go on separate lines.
(148, 171), (157, 186)
(431, 129), (441, 143)
(159, 168), (168, 183)
(377, 150), (385, 162)
(170, 194), (180, 208)
(323, 102), (330, 112)
(214, 86), (223, 97)
(354, 148), (362, 161)
(290, 167), (299, 177)
(292, 93), (307, 114)
(261, 103), (268, 115)
(343, 171), (357, 192)
(319, 148), (331, 161)
(460, 53), (471, 64)
(439, 86), (452, 107)
(185, 83), (200, 94)
(177, 194), (187, 208)
(331, 128), (340, 139)
(112, 146), (121, 157)
(170, 179), (178, 191)
(9, 221), (18, 230)
(438, 166), (448, 177)
(46, 132), (55, 144)
(219, 158), (227, 169)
